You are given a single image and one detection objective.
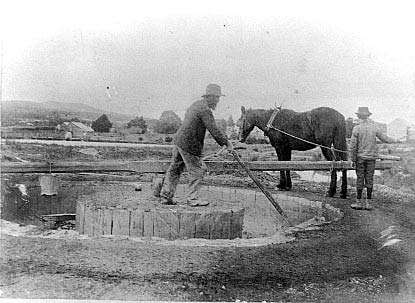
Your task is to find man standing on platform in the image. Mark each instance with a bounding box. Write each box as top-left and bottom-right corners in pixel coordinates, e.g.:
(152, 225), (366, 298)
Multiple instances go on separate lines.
(157, 84), (233, 207)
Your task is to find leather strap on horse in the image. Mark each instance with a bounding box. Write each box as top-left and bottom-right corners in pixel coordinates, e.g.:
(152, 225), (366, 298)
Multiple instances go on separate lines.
(265, 108), (279, 132)
(265, 108), (349, 155)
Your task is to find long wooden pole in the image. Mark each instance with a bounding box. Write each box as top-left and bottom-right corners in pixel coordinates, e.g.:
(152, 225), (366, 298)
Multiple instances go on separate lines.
(0, 160), (395, 174)
(229, 150), (292, 226)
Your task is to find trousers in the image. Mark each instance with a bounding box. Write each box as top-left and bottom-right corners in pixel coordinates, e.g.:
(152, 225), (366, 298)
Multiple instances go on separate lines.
(355, 158), (376, 190)
(160, 145), (207, 202)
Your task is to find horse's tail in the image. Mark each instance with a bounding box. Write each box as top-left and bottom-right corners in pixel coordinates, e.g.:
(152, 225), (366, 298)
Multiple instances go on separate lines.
(333, 119), (348, 161)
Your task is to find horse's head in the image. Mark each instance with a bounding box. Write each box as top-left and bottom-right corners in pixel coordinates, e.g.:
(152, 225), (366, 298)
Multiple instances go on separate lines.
(236, 106), (255, 143)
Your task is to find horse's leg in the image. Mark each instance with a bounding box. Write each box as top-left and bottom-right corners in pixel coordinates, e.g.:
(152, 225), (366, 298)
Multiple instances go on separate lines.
(275, 148), (287, 190)
(282, 148), (292, 190)
(340, 169), (348, 199)
(321, 148), (337, 197)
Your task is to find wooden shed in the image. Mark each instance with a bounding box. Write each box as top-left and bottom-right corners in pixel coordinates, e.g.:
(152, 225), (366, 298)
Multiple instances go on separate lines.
(64, 122), (94, 139)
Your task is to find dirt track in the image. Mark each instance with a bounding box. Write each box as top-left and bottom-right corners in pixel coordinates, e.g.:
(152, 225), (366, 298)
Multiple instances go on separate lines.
(1, 142), (415, 302)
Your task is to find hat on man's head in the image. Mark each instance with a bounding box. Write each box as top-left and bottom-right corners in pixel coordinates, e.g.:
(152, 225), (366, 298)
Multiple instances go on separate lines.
(202, 84), (225, 97)
(356, 107), (372, 117)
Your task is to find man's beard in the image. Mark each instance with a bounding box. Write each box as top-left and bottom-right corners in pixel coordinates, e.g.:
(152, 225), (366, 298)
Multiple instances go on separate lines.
(207, 101), (217, 110)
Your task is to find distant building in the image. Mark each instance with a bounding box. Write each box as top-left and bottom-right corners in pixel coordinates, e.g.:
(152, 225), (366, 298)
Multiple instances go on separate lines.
(63, 121), (94, 139)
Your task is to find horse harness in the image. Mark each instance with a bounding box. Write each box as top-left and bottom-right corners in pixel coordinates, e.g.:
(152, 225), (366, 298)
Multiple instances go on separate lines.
(264, 108), (349, 159)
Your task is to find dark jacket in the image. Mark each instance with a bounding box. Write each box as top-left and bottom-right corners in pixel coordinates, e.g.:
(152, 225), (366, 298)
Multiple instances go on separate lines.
(174, 99), (228, 156)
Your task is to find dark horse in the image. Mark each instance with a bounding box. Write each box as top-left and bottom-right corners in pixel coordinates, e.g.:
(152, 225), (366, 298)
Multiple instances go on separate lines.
(237, 106), (348, 198)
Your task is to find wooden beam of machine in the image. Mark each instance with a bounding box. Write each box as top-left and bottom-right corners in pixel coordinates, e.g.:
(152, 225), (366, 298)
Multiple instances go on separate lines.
(1, 160), (394, 174)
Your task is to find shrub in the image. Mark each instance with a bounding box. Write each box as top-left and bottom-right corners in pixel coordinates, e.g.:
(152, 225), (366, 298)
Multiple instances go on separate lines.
(92, 114), (112, 133)
(127, 116), (147, 134)
(154, 111), (182, 134)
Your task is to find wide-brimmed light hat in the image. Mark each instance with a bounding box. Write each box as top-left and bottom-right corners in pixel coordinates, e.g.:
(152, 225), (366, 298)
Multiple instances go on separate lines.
(356, 107), (372, 116)
(202, 84), (225, 97)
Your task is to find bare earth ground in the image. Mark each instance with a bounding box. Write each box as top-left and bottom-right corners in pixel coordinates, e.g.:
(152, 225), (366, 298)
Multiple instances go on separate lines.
(1, 141), (415, 302)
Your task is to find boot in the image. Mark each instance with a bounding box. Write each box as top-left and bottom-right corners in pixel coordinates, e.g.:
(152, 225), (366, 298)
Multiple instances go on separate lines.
(187, 199), (209, 207)
(367, 188), (373, 199)
(160, 195), (177, 205)
(351, 198), (364, 210)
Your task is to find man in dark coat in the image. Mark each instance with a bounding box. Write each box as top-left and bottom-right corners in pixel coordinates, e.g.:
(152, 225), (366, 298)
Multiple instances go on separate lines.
(158, 84), (233, 206)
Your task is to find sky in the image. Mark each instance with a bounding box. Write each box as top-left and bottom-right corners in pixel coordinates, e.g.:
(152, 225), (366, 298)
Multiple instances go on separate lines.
(1, 0), (415, 124)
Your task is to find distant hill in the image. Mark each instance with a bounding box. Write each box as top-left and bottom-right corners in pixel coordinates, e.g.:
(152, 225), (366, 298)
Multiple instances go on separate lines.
(41, 101), (105, 113)
(1, 100), (137, 123)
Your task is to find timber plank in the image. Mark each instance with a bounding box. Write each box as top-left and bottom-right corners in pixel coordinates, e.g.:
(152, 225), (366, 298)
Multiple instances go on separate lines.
(178, 212), (198, 239)
(112, 209), (130, 236)
(76, 200), (84, 234)
(92, 208), (102, 236)
(229, 208), (245, 239)
(101, 208), (113, 235)
(83, 205), (94, 235)
(153, 211), (180, 239)
(210, 211), (226, 239)
(129, 210), (144, 237)
(143, 210), (154, 237)
(195, 212), (213, 239)
(0, 160), (394, 173)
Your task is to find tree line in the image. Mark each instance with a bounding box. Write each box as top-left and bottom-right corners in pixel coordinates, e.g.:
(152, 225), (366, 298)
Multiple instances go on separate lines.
(91, 111), (237, 134)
